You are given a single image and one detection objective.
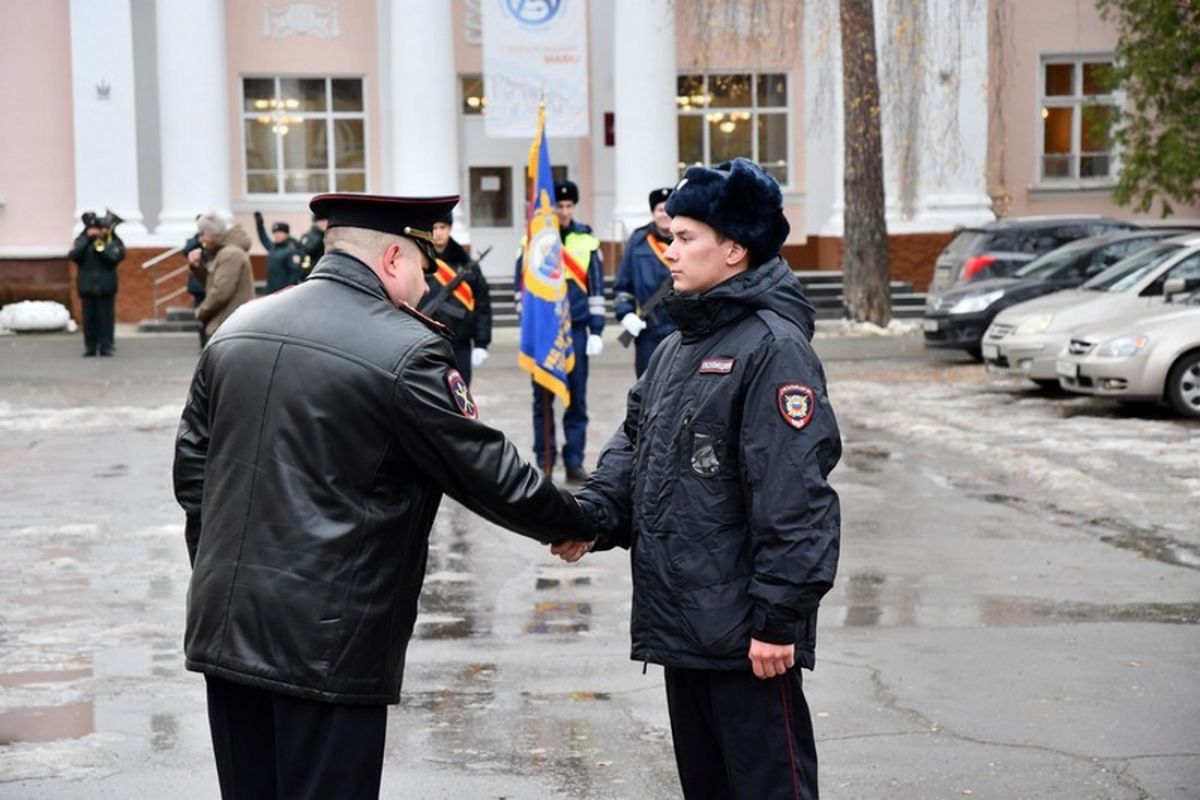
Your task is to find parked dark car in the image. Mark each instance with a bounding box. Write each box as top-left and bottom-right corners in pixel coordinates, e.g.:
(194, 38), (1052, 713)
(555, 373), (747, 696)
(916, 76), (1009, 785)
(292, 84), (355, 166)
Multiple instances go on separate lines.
(923, 230), (1179, 359)
(928, 215), (1139, 297)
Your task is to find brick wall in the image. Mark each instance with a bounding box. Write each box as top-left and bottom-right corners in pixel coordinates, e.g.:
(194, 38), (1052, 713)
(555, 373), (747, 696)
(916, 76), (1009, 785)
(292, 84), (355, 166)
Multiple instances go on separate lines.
(0, 249), (268, 323)
(784, 232), (954, 291)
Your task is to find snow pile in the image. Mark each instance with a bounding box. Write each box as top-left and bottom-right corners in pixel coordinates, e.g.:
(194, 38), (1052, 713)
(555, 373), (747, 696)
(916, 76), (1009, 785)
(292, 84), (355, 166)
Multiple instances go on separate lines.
(814, 318), (922, 338)
(0, 402), (183, 433)
(0, 300), (75, 333)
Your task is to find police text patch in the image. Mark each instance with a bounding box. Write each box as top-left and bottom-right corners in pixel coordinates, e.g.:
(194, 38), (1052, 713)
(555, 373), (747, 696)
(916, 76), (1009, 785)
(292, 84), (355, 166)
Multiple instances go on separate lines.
(446, 369), (478, 420)
(776, 384), (815, 430)
(699, 358), (735, 374)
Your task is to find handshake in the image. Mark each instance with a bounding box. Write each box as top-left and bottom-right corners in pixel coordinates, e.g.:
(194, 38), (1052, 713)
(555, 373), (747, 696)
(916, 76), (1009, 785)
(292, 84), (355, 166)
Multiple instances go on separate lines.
(548, 538), (595, 563)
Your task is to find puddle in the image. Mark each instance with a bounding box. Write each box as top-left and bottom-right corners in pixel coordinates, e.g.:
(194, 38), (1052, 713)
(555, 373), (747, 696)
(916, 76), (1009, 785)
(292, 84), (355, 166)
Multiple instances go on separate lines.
(976, 492), (1025, 507)
(0, 703), (95, 745)
(842, 443), (893, 473)
(0, 668), (92, 688)
(525, 601), (591, 634)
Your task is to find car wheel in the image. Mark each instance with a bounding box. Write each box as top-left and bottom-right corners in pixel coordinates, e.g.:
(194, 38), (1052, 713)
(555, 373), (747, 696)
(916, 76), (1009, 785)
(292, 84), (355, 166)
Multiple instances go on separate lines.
(1032, 379), (1061, 392)
(965, 346), (984, 362)
(1166, 352), (1200, 418)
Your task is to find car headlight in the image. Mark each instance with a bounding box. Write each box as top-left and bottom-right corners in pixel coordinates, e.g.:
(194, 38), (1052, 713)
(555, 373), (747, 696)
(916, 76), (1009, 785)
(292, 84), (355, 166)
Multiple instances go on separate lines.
(1015, 312), (1054, 335)
(1096, 334), (1150, 358)
(949, 290), (1004, 315)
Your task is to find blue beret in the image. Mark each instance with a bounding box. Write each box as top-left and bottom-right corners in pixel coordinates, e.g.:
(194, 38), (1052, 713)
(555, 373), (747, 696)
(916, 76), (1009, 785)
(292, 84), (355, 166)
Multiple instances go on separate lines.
(665, 158), (789, 266)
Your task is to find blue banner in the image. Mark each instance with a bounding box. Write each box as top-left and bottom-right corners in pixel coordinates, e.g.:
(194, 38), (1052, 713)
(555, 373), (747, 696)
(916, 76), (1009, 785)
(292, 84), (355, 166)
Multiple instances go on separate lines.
(518, 106), (575, 406)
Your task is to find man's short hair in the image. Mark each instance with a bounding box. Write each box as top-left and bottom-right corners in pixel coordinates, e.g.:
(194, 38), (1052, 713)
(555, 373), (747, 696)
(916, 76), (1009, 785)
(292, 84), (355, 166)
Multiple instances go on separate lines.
(325, 226), (422, 265)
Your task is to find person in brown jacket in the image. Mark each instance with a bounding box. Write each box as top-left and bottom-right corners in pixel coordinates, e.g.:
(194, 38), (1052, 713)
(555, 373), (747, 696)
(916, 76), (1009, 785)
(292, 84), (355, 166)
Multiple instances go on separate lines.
(194, 210), (255, 339)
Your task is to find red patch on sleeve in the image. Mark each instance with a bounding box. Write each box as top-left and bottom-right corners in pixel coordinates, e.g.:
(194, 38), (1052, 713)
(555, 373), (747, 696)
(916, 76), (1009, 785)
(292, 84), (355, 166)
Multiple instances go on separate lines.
(445, 369), (478, 419)
(776, 384), (815, 430)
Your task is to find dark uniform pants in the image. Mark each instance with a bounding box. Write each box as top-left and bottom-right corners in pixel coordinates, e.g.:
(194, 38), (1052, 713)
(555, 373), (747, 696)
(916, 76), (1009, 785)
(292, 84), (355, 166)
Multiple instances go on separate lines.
(80, 292), (115, 354)
(664, 666), (818, 800)
(205, 675), (387, 800)
(531, 321), (590, 469)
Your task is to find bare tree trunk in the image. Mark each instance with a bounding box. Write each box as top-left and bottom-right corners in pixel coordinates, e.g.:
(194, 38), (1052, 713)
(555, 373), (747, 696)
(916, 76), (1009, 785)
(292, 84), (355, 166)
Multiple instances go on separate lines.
(840, 0), (892, 325)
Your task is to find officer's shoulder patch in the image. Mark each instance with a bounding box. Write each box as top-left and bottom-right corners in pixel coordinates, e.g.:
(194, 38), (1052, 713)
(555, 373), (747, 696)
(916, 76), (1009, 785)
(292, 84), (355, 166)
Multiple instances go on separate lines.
(776, 383), (815, 430)
(445, 369), (478, 419)
(699, 357), (735, 374)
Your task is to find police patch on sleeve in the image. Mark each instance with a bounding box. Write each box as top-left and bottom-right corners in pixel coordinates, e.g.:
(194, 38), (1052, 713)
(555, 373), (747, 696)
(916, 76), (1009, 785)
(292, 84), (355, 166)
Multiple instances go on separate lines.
(445, 369), (478, 420)
(776, 384), (815, 430)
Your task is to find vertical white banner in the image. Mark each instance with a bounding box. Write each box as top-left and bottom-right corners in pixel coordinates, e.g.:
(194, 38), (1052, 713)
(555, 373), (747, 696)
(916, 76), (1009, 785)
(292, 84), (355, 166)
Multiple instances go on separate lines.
(482, 0), (590, 138)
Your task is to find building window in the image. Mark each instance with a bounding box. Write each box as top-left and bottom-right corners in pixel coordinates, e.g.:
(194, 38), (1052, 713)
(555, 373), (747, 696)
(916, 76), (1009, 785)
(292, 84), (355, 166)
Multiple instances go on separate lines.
(242, 76), (366, 195)
(676, 72), (789, 185)
(1039, 57), (1116, 183)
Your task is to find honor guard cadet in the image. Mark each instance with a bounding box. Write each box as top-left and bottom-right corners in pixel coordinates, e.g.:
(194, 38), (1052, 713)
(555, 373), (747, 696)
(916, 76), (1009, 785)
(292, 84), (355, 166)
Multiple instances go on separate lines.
(174, 192), (594, 799)
(513, 179), (606, 483)
(614, 186), (678, 377)
(554, 159), (841, 800)
(417, 211), (493, 385)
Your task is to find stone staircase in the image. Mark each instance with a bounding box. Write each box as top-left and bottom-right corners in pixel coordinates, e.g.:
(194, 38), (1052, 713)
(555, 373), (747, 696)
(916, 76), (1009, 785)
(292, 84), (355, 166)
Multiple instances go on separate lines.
(139, 273), (925, 333)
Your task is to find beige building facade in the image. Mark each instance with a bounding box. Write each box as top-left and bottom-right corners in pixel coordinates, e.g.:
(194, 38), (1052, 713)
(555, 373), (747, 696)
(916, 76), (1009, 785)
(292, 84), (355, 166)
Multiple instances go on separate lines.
(0, 0), (1194, 322)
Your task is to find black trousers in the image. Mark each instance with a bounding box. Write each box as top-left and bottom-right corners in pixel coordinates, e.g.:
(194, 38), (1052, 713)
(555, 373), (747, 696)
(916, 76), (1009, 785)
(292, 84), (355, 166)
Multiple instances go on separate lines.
(205, 675), (387, 800)
(664, 667), (819, 800)
(80, 293), (115, 354)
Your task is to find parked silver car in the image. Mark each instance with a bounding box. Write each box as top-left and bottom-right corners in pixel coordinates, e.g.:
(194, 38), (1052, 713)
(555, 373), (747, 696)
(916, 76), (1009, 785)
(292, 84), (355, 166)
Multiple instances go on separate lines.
(1055, 288), (1200, 417)
(981, 233), (1200, 387)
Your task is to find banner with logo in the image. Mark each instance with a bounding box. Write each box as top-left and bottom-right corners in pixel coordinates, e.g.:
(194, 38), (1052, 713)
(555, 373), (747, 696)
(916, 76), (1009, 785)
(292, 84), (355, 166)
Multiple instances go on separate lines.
(482, 0), (590, 138)
(518, 106), (575, 404)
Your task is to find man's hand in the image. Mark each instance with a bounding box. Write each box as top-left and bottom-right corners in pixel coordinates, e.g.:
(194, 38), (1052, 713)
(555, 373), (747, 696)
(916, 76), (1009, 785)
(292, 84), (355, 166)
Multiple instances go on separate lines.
(550, 539), (593, 563)
(620, 313), (646, 339)
(187, 247), (202, 266)
(586, 334), (603, 357)
(748, 638), (795, 680)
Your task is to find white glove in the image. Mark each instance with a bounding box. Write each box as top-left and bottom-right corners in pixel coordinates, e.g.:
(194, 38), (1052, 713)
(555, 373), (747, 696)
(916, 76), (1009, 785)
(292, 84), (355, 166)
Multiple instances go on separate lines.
(471, 347), (488, 367)
(620, 312), (647, 339)
(586, 333), (603, 357)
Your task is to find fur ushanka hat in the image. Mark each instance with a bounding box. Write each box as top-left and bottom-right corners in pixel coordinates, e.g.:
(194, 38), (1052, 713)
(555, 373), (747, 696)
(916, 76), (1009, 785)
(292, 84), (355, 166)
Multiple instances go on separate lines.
(665, 157), (790, 266)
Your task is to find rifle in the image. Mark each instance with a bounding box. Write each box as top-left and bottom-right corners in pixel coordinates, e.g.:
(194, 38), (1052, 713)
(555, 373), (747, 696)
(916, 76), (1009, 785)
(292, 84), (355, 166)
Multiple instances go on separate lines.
(617, 276), (674, 347)
(419, 246), (492, 318)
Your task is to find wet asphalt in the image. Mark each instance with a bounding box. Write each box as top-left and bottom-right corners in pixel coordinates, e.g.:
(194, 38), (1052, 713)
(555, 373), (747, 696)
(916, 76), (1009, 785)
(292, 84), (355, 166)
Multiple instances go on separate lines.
(1, 326), (1197, 799)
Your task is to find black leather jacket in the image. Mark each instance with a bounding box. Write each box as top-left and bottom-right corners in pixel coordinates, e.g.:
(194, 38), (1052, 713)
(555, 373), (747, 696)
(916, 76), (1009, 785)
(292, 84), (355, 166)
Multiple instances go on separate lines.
(576, 258), (841, 671)
(174, 251), (590, 704)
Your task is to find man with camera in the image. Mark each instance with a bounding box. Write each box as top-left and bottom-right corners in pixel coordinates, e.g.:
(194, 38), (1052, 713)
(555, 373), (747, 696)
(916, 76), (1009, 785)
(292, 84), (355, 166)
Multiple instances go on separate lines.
(68, 210), (125, 357)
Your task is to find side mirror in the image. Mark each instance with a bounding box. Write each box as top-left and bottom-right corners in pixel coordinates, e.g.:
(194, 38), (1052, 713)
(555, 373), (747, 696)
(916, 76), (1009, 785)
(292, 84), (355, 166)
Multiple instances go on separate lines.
(1162, 277), (1185, 300)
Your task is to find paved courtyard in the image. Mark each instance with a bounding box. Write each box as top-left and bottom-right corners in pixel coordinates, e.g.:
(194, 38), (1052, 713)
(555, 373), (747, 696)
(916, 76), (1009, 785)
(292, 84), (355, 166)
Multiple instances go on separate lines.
(1, 325), (1197, 798)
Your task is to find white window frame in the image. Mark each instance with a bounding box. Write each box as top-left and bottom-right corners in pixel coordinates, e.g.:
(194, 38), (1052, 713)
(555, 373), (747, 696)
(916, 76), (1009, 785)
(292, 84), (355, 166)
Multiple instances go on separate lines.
(239, 75), (370, 199)
(676, 71), (792, 188)
(1036, 54), (1119, 188)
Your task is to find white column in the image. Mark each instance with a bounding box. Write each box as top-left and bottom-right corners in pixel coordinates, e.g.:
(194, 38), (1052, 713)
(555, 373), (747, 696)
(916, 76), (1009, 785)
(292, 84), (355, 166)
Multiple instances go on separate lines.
(908, 0), (993, 230)
(69, 0), (148, 238)
(155, 0), (231, 238)
(387, 0), (460, 204)
(804, 0), (845, 237)
(611, 0), (678, 240)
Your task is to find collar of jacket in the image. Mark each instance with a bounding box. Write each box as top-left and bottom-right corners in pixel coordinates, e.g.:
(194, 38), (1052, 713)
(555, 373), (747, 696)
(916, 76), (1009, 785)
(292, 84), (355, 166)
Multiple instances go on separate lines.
(307, 250), (391, 303)
(666, 256), (790, 342)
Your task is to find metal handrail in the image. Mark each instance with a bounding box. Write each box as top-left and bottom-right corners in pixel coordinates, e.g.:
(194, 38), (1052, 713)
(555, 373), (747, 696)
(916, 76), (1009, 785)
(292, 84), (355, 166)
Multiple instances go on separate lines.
(141, 245), (189, 322)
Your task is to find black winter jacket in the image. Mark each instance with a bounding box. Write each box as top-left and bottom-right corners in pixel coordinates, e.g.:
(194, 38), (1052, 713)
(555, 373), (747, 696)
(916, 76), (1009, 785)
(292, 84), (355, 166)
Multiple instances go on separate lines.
(576, 257), (841, 671)
(174, 251), (590, 704)
(69, 233), (124, 296)
(420, 237), (493, 348)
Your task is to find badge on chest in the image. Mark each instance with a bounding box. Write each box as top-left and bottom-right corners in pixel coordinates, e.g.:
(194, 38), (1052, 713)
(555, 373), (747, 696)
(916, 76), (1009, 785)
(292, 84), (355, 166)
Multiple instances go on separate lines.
(698, 357), (735, 374)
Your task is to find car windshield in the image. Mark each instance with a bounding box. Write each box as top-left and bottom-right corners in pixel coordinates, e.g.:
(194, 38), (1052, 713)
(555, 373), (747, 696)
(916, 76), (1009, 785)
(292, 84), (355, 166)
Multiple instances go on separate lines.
(1082, 244), (1184, 292)
(1013, 244), (1088, 279)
